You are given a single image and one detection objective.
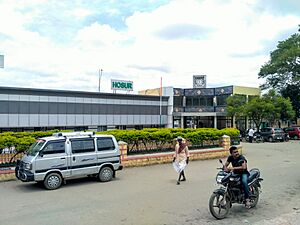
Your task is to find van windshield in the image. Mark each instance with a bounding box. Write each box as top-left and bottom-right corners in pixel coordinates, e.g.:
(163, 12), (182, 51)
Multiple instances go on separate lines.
(28, 139), (46, 156)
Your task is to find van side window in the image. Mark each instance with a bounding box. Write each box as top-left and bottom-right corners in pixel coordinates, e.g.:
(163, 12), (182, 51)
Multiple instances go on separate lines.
(97, 137), (115, 151)
(43, 141), (65, 154)
(71, 138), (95, 153)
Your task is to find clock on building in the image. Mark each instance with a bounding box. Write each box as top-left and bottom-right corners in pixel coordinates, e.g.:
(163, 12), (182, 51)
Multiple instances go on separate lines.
(193, 75), (206, 88)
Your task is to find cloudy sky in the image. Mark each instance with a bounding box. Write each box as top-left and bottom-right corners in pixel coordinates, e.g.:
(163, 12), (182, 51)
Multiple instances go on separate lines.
(0, 0), (299, 94)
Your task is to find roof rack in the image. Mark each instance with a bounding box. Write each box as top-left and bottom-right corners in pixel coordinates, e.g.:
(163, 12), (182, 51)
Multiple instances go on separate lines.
(52, 131), (95, 138)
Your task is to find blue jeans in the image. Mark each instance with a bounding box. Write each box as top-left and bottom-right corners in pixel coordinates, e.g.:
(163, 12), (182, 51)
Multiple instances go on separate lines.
(241, 173), (250, 199)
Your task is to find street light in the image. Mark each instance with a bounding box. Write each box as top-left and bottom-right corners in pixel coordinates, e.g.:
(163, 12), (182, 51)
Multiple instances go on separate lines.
(98, 69), (103, 92)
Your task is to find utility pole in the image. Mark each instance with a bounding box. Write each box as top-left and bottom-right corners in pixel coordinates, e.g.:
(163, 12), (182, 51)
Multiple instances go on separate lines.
(0, 55), (4, 69)
(98, 69), (103, 92)
(159, 77), (162, 128)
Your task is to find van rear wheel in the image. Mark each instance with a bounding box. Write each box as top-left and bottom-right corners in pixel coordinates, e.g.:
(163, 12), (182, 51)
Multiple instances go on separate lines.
(44, 173), (62, 190)
(98, 167), (113, 182)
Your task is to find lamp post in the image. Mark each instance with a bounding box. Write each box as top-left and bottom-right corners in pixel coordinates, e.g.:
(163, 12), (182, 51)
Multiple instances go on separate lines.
(159, 77), (162, 128)
(0, 55), (4, 69)
(98, 69), (103, 92)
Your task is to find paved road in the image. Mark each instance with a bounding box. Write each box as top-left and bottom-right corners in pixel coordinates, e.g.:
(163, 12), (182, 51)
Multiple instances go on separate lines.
(1, 141), (300, 225)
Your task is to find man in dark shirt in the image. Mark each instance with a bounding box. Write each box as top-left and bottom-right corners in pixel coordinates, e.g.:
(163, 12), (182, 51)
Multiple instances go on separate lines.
(224, 146), (251, 208)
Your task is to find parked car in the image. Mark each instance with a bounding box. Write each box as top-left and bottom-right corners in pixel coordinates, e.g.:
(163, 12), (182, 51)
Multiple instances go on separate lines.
(260, 127), (288, 142)
(283, 126), (300, 140)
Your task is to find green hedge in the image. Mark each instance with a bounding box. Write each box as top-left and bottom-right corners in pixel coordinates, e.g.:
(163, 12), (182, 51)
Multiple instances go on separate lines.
(98, 128), (239, 153)
(0, 130), (60, 153)
(0, 128), (240, 154)
(98, 128), (239, 143)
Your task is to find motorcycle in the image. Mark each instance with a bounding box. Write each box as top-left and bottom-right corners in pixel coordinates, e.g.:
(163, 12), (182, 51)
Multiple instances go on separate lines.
(253, 132), (264, 143)
(209, 159), (263, 219)
(246, 132), (264, 143)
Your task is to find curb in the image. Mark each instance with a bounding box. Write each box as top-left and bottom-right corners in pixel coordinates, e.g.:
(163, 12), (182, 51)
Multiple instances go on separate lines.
(0, 146), (240, 182)
(0, 171), (16, 182)
(0, 167), (16, 182)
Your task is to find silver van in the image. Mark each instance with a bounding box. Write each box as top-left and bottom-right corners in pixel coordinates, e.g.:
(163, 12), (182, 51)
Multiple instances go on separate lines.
(15, 132), (123, 190)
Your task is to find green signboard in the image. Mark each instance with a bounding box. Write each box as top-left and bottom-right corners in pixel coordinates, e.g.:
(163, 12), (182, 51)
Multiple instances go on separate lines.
(111, 79), (133, 91)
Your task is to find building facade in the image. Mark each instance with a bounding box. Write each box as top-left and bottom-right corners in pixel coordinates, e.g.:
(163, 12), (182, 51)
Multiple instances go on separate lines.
(0, 85), (259, 132)
(139, 85), (260, 130)
(0, 86), (169, 132)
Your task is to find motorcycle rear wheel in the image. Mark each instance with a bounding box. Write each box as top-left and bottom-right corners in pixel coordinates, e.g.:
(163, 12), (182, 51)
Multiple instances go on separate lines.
(209, 193), (230, 219)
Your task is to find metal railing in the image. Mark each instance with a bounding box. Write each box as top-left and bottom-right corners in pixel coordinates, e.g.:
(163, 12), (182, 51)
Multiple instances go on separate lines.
(0, 153), (23, 168)
(127, 139), (221, 155)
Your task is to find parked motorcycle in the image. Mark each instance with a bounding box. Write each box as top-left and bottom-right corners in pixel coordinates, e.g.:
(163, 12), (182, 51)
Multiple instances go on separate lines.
(253, 132), (264, 143)
(245, 132), (264, 143)
(209, 159), (263, 219)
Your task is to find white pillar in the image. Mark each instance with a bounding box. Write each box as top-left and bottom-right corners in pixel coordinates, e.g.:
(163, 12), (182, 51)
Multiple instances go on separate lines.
(181, 116), (184, 128)
(214, 116), (217, 128)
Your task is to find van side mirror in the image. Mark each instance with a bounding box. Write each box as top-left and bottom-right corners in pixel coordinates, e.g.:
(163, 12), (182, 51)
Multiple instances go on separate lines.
(39, 151), (44, 157)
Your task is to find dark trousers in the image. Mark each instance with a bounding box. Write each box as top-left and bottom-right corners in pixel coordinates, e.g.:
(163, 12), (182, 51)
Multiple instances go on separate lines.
(178, 170), (185, 181)
(249, 136), (253, 143)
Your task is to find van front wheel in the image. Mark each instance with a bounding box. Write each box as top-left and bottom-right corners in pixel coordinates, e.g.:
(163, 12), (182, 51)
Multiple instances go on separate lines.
(98, 167), (113, 182)
(44, 173), (62, 190)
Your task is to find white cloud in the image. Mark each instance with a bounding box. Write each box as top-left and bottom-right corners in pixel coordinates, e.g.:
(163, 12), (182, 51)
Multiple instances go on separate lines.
(70, 8), (92, 19)
(0, 0), (299, 93)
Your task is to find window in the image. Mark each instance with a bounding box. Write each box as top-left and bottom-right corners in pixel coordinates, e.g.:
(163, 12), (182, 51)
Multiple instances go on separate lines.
(186, 97), (193, 107)
(216, 95), (230, 106)
(182, 96), (215, 107)
(199, 97), (213, 106)
(206, 97), (213, 106)
(97, 137), (115, 151)
(199, 97), (205, 106)
(173, 96), (183, 107)
(287, 127), (296, 131)
(71, 138), (95, 153)
(42, 141), (65, 155)
(191, 97), (198, 106)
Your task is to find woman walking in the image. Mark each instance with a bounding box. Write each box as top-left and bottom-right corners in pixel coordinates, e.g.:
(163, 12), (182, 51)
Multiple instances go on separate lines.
(173, 136), (190, 185)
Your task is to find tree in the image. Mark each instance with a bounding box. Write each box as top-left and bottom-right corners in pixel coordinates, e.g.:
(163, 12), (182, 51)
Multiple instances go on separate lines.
(262, 90), (295, 127)
(258, 27), (300, 118)
(226, 94), (247, 129)
(244, 97), (274, 131)
(281, 84), (300, 119)
(226, 94), (247, 118)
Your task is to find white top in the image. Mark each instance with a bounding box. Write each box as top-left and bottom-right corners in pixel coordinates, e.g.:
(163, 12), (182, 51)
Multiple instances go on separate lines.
(248, 128), (254, 137)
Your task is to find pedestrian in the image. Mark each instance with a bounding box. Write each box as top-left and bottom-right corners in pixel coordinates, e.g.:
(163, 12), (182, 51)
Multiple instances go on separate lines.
(172, 136), (190, 185)
(248, 128), (254, 143)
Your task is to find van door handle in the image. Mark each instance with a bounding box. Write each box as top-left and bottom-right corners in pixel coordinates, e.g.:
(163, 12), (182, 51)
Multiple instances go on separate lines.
(60, 157), (65, 160)
(73, 156), (76, 161)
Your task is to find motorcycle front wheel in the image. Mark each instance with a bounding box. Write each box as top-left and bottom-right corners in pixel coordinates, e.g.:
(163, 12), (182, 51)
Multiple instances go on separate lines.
(249, 185), (260, 208)
(209, 192), (230, 219)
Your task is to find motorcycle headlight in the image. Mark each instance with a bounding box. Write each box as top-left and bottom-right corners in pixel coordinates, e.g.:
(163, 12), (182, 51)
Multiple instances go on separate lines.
(25, 163), (32, 170)
(216, 175), (224, 183)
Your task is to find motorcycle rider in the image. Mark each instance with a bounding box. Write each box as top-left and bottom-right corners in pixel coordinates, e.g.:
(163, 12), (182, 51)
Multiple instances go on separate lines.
(224, 146), (251, 208)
